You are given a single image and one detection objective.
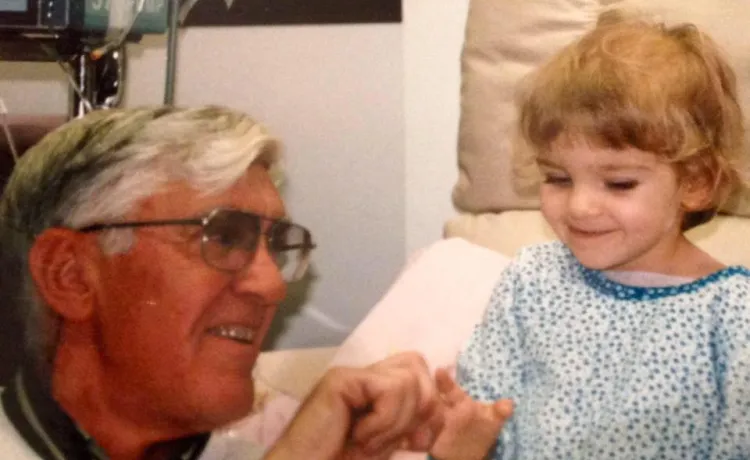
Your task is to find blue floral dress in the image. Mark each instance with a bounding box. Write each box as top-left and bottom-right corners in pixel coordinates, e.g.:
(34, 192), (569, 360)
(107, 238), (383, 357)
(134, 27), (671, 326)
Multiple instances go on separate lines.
(458, 241), (750, 459)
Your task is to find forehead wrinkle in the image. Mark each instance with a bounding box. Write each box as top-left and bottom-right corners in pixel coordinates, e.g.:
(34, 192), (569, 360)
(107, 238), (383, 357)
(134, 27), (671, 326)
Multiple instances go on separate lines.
(238, 167), (285, 220)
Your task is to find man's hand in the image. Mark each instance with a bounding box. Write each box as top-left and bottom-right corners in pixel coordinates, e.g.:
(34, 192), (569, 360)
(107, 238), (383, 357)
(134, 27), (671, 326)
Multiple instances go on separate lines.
(265, 352), (442, 460)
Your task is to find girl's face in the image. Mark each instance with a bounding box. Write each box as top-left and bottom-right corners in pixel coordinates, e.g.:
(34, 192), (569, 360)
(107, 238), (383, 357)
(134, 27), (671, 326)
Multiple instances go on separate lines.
(538, 138), (709, 274)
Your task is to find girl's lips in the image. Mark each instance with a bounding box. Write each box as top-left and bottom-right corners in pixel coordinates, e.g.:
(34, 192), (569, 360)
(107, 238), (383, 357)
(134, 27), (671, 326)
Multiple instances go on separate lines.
(568, 226), (612, 236)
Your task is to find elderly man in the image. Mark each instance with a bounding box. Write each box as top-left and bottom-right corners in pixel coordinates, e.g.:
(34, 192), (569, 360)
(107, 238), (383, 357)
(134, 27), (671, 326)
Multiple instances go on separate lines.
(0, 106), (510, 460)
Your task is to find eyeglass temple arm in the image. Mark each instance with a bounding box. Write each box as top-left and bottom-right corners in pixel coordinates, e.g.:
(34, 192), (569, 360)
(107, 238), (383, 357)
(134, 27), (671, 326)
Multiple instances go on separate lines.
(78, 218), (204, 233)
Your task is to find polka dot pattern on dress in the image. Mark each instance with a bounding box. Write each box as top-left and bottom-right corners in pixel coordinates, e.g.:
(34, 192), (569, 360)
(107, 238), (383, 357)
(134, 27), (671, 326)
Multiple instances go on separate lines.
(457, 241), (750, 460)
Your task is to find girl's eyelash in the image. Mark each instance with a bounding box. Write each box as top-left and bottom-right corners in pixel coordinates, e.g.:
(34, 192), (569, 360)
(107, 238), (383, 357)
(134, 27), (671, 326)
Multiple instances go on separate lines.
(543, 175), (571, 185)
(541, 173), (638, 190)
(606, 180), (639, 190)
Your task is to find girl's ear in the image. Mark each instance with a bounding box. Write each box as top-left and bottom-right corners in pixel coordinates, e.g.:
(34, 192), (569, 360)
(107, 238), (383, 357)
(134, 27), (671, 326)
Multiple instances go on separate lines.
(28, 228), (96, 322)
(680, 169), (716, 212)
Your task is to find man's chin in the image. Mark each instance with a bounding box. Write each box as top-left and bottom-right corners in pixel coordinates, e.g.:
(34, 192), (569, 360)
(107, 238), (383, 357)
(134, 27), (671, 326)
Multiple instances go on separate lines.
(190, 378), (256, 429)
(197, 397), (255, 431)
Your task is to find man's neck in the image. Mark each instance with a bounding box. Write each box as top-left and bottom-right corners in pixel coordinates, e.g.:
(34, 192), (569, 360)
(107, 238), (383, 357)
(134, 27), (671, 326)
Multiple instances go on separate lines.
(51, 340), (206, 460)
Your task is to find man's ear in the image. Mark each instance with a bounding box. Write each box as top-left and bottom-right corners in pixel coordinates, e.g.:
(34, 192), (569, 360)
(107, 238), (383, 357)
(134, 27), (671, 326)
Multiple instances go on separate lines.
(28, 228), (96, 322)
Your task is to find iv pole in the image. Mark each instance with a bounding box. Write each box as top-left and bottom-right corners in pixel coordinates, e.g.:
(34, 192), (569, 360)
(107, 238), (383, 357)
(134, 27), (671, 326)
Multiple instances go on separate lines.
(164, 0), (179, 104)
(69, 0), (180, 117)
(70, 45), (127, 118)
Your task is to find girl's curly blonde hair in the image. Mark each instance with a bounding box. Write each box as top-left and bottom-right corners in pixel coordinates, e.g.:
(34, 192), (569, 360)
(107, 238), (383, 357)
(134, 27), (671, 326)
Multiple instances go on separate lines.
(514, 10), (746, 230)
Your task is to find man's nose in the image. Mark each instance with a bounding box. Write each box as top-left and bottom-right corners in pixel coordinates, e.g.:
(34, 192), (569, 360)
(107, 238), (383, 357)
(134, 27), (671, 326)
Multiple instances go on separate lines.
(232, 241), (287, 304)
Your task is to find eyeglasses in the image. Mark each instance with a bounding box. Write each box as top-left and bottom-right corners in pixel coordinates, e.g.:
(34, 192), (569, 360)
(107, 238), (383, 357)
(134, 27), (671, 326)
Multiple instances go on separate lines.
(78, 208), (316, 282)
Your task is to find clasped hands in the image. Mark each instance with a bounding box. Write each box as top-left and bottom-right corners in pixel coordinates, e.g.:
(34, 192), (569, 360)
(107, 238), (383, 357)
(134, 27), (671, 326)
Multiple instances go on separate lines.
(266, 352), (513, 460)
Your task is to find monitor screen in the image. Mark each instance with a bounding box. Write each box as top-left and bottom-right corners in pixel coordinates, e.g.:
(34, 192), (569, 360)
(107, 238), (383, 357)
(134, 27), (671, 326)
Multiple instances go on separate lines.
(0, 0), (27, 12)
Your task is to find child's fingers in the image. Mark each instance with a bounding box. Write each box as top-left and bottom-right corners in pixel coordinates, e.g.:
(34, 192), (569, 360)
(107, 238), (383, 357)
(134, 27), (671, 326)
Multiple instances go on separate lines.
(434, 367), (453, 390)
(491, 399), (515, 422)
(434, 367), (464, 406)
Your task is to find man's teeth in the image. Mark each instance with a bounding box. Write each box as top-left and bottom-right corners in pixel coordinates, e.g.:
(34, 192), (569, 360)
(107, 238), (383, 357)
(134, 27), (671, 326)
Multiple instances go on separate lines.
(209, 326), (254, 344)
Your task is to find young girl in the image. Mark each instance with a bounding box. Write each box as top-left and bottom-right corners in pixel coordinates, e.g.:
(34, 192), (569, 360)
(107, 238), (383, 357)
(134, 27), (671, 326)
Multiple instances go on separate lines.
(456, 11), (750, 460)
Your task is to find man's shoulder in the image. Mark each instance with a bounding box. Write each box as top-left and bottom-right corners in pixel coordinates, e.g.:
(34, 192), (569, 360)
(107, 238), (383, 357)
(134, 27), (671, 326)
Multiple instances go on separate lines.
(0, 389), (44, 459)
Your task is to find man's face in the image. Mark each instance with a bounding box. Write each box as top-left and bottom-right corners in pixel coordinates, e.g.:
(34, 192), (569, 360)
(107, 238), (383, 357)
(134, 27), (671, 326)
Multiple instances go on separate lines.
(90, 164), (287, 432)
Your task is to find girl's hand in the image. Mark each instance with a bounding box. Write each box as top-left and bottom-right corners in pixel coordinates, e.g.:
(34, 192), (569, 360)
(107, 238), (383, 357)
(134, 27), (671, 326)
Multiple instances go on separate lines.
(429, 368), (513, 460)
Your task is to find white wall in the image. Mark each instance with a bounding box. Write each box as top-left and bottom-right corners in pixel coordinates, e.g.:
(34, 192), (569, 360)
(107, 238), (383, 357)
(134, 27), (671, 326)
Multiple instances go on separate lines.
(0, 2), (469, 348)
(0, 63), (67, 113)
(403, 0), (469, 255)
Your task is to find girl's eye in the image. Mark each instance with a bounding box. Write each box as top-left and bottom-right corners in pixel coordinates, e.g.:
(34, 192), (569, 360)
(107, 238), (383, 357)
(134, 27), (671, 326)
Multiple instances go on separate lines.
(606, 180), (639, 191)
(543, 175), (572, 186)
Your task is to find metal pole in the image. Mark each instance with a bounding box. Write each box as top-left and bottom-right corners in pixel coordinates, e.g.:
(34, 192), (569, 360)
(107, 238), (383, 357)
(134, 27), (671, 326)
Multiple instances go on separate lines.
(164, 0), (179, 105)
(69, 52), (96, 119)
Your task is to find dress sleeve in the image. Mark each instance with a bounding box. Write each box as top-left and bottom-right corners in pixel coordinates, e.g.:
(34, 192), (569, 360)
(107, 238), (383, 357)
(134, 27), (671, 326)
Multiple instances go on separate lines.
(455, 258), (527, 458)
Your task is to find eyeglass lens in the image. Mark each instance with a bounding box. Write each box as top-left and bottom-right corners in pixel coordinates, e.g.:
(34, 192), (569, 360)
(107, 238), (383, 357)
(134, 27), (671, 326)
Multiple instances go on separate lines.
(200, 209), (311, 281)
